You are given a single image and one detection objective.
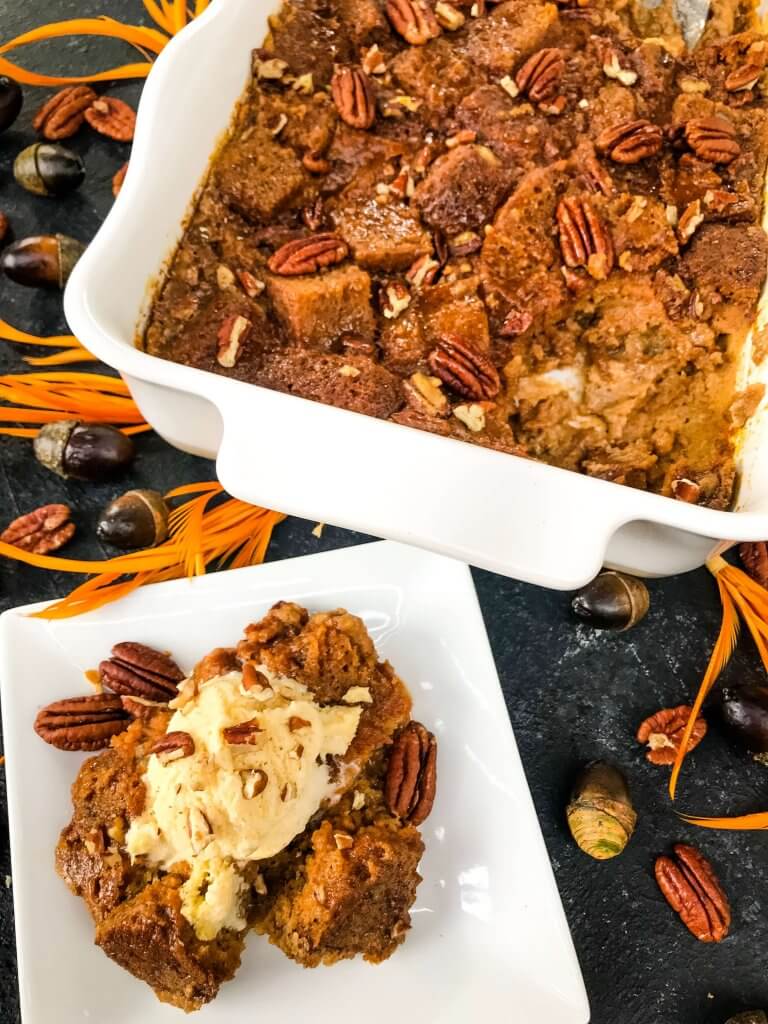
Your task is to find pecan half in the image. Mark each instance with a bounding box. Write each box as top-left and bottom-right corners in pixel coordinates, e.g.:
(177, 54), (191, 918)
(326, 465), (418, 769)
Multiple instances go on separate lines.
(386, 0), (441, 45)
(331, 67), (376, 130)
(596, 119), (663, 164)
(112, 161), (129, 197)
(655, 844), (731, 942)
(556, 195), (614, 279)
(84, 97), (136, 142)
(223, 718), (263, 744)
(636, 705), (707, 765)
(100, 641), (184, 704)
(515, 48), (565, 102)
(725, 64), (762, 92)
(684, 116), (740, 164)
(33, 85), (97, 140)
(740, 541), (768, 588)
(268, 233), (348, 275)
(150, 730), (195, 764)
(0, 503), (75, 554)
(428, 335), (501, 400)
(385, 721), (437, 826)
(34, 694), (131, 751)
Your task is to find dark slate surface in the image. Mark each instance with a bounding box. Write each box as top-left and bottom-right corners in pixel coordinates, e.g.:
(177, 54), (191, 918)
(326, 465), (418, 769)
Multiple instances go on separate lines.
(0, 3), (767, 1022)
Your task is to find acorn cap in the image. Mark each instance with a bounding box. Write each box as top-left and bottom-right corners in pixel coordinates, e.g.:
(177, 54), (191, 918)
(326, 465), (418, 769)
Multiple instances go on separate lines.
(33, 419), (77, 478)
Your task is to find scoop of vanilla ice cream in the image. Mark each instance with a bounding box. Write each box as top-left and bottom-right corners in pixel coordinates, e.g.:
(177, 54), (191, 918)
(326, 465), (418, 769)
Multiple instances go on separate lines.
(125, 667), (362, 938)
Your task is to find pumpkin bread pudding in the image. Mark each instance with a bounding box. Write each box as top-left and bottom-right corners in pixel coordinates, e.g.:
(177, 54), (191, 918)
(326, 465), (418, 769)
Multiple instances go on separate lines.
(144, 0), (768, 510)
(48, 604), (436, 1010)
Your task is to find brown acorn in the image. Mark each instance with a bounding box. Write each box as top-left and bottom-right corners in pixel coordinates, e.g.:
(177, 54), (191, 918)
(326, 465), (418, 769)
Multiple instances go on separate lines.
(13, 143), (85, 197)
(1, 233), (85, 288)
(97, 489), (169, 549)
(33, 420), (135, 481)
(571, 571), (649, 631)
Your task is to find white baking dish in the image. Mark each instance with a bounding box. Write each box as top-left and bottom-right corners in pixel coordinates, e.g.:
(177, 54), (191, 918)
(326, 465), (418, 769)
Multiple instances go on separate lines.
(64, 0), (768, 589)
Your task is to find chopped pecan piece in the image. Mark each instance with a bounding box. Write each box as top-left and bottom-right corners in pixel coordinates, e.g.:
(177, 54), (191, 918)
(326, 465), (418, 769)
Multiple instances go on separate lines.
(596, 119), (663, 164)
(151, 730), (195, 764)
(223, 718), (263, 744)
(34, 694), (131, 751)
(237, 270), (265, 297)
(655, 844), (731, 942)
(677, 199), (704, 245)
(385, 721), (437, 826)
(217, 314), (252, 368)
(84, 97), (136, 141)
(556, 196), (614, 279)
(268, 233), (348, 275)
(684, 116), (740, 164)
(302, 197), (325, 231)
(100, 641), (184, 704)
(428, 335), (501, 400)
(501, 307), (533, 336)
(515, 48), (565, 103)
(434, 0), (465, 29)
(0, 503), (75, 554)
(385, 0), (441, 45)
(671, 477), (701, 503)
(740, 541), (768, 587)
(406, 253), (441, 287)
(241, 769), (268, 798)
(33, 85), (97, 140)
(636, 705), (707, 765)
(725, 64), (762, 92)
(331, 66), (376, 130)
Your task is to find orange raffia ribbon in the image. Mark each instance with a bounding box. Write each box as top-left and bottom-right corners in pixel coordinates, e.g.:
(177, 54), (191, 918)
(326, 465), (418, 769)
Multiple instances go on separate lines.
(0, 317), (95, 367)
(0, 370), (151, 437)
(0, 482), (286, 619)
(670, 550), (768, 829)
(0, 0), (208, 86)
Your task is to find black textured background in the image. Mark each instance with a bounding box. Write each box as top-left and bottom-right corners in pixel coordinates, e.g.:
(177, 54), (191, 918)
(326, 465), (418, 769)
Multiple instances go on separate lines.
(0, 3), (767, 1022)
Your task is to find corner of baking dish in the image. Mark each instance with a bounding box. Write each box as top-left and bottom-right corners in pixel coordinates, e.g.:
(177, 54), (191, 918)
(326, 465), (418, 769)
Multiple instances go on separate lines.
(64, 0), (768, 586)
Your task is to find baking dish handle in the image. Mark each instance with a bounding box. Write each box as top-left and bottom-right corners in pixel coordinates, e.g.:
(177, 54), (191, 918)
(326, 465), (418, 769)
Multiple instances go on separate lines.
(213, 389), (630, 590)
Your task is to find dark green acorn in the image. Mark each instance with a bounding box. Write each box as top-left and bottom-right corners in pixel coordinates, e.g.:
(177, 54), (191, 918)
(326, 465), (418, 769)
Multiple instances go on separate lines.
(34, 420), (135, 481)
(0, 76), (22, 134)
(97, 489), (169, 550)
(1, 233), (85, 288)
(571, 571), (649, 631)
(14, 142), (85, 197)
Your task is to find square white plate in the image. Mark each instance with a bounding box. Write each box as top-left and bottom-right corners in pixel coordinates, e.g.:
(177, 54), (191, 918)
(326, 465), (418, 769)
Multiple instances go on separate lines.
(0, 540), (589, 1023)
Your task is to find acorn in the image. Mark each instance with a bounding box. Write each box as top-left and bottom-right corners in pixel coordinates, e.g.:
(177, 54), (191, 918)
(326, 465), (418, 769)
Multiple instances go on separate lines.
(97, 489), (169, 550)
(571, 570), (649, 631)
(33, 420), (135, 481)
(1, 233), (85, 288)
(0, 76), (22, 134)
(721, 685), (768, 760)
(14, 142), (85, 197)
(566, 761), (637, 860)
